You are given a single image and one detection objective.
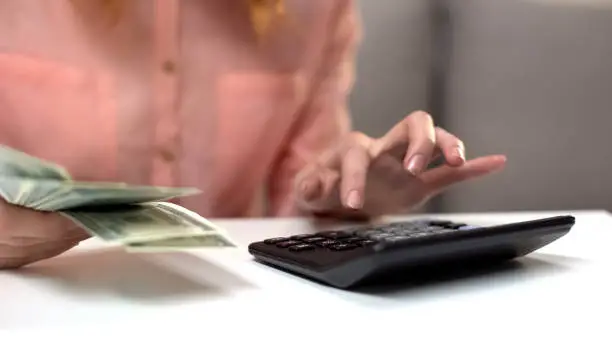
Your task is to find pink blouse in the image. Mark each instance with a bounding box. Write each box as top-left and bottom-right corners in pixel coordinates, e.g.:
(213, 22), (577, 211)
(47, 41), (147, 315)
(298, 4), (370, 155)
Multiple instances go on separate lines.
(0, 0), (360, 218)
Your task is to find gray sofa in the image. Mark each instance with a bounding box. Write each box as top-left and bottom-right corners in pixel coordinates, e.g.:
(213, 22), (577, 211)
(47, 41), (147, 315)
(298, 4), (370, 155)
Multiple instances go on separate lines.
(350, 0), (612, 213)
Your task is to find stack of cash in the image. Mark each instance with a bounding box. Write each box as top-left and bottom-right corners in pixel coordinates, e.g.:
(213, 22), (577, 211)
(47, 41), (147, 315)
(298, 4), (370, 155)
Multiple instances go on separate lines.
(0, 145), (236, 252)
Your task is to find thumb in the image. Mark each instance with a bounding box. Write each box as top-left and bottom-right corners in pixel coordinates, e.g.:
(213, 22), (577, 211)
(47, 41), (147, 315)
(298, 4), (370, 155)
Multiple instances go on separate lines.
(420, 155), (507, 196)
(0, 199), (87, 240)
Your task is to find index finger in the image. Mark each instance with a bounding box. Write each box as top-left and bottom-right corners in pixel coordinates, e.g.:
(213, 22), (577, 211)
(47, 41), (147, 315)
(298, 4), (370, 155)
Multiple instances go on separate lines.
(340, 144), (370, 209)
(370, 111), (437, 175)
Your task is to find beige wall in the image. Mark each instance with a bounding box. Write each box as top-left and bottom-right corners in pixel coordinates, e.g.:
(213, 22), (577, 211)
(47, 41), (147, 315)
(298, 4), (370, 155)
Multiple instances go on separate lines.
(350, 0), (612, 213)
(439, 0), (612, 212)
(349, 0), (433, 137)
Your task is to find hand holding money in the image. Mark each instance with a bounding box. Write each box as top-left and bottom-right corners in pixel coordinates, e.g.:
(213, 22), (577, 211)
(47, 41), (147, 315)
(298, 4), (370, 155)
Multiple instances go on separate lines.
(0, 145), (236, 269)
(0, 200), (88, 269)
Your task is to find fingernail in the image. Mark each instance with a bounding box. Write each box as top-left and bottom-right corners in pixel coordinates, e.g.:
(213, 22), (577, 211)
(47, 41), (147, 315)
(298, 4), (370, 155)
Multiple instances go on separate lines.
(492, 155), (507, 167)
(346, 190), (362, 209)
(455, 146), (465, 161)
(405, 154), (425, 175)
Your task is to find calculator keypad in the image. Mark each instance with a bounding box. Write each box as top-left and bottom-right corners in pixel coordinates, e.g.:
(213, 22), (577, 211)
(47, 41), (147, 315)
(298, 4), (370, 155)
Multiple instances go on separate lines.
(261, 220), (480, 253)
(289, 244), (316, 252)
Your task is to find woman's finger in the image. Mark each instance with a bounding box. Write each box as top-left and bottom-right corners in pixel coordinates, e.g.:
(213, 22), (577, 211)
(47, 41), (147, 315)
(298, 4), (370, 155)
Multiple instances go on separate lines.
(426, 147), (444, 168)
(370, 111), (437, 175)
(0, 238), (82, 270)
(0, 201), (84, 240)
(294, 164), (340, 212)
(402, 112), (437, 175)
(420, 155), (507, 196)
(435, 127), (466, 167)
(340, 144), (370, 209)
(295, 166), (323, 203)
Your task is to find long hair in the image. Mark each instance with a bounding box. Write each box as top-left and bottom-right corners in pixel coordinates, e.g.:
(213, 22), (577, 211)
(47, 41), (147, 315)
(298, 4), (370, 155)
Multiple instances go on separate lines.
(69, 0), (285, 37)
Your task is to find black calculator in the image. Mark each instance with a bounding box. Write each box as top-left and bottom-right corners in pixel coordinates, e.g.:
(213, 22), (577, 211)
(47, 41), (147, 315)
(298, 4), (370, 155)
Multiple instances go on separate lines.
(248, 215), (576, 289)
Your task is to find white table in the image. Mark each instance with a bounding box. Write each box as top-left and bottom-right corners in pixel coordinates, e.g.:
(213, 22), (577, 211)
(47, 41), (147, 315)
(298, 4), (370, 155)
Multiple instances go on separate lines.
(2, 210), (612, 342)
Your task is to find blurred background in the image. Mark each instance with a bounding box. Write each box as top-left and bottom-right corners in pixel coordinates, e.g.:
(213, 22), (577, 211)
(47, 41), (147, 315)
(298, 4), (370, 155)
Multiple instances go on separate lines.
(349, 0), (612, 214)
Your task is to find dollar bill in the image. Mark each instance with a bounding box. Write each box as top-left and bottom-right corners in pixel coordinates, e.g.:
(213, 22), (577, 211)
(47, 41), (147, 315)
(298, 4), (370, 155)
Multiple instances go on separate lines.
(0, 145), (235, 253)
(0, 145), (71, 181)
(61, 202), (236, 251)
(61, 202), (227, 243)
(0, 177), (199, 211)
(125, 234), (236, 252)
(29, 181), (198, 212)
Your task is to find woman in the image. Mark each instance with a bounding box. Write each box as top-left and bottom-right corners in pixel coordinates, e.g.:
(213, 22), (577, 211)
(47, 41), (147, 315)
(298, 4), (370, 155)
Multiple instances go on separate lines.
(0, 0), (506, 268)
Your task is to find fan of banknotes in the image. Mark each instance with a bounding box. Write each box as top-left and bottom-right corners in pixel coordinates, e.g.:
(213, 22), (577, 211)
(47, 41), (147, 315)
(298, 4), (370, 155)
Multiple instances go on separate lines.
(0, 145), (237, 252)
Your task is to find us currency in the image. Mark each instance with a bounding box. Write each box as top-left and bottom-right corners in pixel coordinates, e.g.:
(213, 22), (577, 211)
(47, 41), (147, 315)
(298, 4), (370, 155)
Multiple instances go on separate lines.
(0, 176), (199, 211)
(125, 234), (236, 252)
(61, 202), (234, 244)
(0, 144), (71, 181)
(0, 145), (236, 251)
(60, 202), (237, 251)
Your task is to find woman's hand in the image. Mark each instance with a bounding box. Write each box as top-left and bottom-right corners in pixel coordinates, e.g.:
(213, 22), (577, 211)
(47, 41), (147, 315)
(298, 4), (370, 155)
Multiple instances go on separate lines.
(0, 201), (89, 269)
(294, 111), (507, 219)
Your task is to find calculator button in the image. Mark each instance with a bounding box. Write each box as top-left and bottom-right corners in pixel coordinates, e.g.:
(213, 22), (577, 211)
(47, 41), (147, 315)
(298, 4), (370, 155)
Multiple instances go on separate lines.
(344, 237), (364, 244)
(397, 223), (422, 230)
(381, 236), (413, 246)
(317, 240), (339, 247)
(330, 243), (357, 251)
(302, 236), (327, 243)
(354, 229), (382, 237)
(405, 227), (426, 233)
(367, 233), (393, 241)
(409, 232), (430, 238)
(458, 225), (480, 230)
(264, 237), (288, 244)
(388, 228), (405, 234)
(430, 229), (455, 234)
(290, 234), (316, 240)
(393, 228), (420, 236)
(428, 220), (453, 226)
(380, 225), (402, 233)
(321, 231), (352, 239)
(289, 244), (316, 252)
(357, 239), (376, 246)
(423, 226), (446, 233)
(276, 240), (301, 248)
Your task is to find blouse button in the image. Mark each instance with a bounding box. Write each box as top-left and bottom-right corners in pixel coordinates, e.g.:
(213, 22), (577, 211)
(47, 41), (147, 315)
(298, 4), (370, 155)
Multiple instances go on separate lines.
(161, 60), (176, 74)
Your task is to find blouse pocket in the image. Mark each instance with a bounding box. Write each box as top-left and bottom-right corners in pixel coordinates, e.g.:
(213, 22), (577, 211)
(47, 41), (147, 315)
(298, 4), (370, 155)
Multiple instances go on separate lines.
(0, 53), (117, 181)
